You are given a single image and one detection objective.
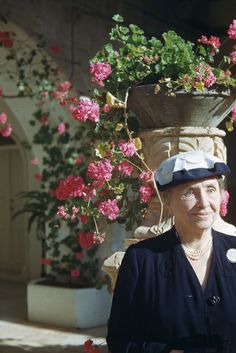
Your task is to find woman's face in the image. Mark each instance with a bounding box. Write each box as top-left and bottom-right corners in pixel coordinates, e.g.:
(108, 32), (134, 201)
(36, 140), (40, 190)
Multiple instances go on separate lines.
(168, 177), (222, 235)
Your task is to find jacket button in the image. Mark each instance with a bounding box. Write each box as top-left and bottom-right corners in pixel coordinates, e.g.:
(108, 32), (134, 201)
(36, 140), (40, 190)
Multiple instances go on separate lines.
(207, 295), (221, 306)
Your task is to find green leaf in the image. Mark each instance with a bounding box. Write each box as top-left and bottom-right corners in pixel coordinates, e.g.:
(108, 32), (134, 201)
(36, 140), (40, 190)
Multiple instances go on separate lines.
(112, 14), (123, 22)
(129, 24), (144, 35)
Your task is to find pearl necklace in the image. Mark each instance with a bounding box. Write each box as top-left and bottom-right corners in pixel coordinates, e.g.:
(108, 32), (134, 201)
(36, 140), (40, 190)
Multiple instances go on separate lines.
(181, 236), (213, 261)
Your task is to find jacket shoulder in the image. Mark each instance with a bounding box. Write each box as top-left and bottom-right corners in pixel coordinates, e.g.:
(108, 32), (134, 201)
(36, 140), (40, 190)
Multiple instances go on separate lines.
(128, 228), (177, 254)
(213, 229), (236, 246)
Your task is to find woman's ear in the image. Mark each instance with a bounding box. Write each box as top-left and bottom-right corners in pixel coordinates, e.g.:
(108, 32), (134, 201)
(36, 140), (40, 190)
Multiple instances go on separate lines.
(220, 189), (230, 217)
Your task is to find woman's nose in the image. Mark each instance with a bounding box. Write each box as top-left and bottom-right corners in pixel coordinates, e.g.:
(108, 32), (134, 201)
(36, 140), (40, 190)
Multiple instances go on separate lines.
(197, 190), (210, 208)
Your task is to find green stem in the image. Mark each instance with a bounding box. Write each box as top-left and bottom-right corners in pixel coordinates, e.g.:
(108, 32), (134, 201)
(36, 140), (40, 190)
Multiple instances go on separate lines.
(92, 215), (100, 235)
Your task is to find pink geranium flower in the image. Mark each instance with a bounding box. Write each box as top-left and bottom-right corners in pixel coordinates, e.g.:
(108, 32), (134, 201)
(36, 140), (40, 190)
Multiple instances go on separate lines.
(50, 45), (60, 54)
(52, 91), (64, 99)
(198, 35), (220, 49)
(31, 158), (39, 165)
(34, 174), (42, 181)
(75, 156), (83, 165)
(55, 175), (85, 200)
(1, 122), (12, 137)
(227, 19), (236, 40)
(195, 64), (216, 88)
(57, 205), (69, 220)
(72, 206), (79, 215)
(40, 258), (52, 265)
(139, 184), (154, 203)
(78, 231), (96, 250)
(89, 62), (112, 86)
(230, 51), (236, 64)
(87, 159), (113, 180)
(57, 81), (71, 92)
(57, 122), (66, 135)
(118, 139), (137, 157)
(116, 161), (134, 176)
(75, 252), (84, 261)
(139, 170), (153, 182)
(40, 115), (49, 125)
(231, 106), (236, 121)
(0, 112), (7, 124)
(103, 104), (111, 113)
(80, 214), (89, 224)
(98, 199), (120, 220)
(70, 268), (80, 278)
(72, 99), (100, 122)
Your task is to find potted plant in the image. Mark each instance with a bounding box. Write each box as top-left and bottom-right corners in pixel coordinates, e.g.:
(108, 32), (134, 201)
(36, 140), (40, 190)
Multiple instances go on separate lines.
(54, 14), (236, 234)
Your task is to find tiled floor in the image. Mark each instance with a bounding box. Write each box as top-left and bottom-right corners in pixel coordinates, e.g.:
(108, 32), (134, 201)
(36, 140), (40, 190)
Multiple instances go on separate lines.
(0, 280), (107, 353)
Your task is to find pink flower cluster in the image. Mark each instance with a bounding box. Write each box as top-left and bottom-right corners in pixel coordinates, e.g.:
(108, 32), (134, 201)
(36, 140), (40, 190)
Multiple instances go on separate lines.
(116, 161), (134, 176)
(57, 205), (69, 220)
(55, 175), (85, 200)
(57, 122), (66, 135)
(87, 159), (113, 180)
(0, 31), (13, 48)
(31, 158), (39, 165)
(0, 112), (12, 137)
(139, 184), (154, 203)
(70, 268), (80, 278)
(118, 139), (137, 157)
(227, 19), (236, 40)
(198, 35), (221, 49)
(89, 61), (112, 87)
(34, 174), (42, 181)
(231, 106), (236, 121)
(138, 171), (154, 203)
(40, 115), (49, 125)
(220, 190), (230, 217)
(57, 81), (71, 92)
(57, 204), (79, 222)
(195, 64), (216, 88)
(139, 170), (153, 182)
(75, 252), (84, 261)
(98, 199), (119, 220)
(230, 51), (236, 64)
(52, 81), (72, 101)
(78, 231), (96, 250)
(40, 258), (52, 265)
(72, 99), (100, 122)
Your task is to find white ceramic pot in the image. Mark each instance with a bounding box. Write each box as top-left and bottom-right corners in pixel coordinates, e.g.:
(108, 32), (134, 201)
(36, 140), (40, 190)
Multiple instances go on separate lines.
(27, 279), (112, 328)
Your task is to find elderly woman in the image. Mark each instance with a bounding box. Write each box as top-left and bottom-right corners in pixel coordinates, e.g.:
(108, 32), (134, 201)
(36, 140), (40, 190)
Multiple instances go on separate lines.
(106, 150), (236, 353)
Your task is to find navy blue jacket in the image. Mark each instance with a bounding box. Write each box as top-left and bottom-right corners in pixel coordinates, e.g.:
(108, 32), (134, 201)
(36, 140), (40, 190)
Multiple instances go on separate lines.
(106, 227), (236, 353)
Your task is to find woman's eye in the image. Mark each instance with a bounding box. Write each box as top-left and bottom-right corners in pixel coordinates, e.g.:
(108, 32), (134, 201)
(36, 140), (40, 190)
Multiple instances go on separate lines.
(207, 187), (216, 193)
(182, 190), (194, 199)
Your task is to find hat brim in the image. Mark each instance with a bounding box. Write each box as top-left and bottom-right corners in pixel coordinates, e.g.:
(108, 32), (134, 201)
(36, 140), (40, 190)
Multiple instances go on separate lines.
(155, 163), (230, 191)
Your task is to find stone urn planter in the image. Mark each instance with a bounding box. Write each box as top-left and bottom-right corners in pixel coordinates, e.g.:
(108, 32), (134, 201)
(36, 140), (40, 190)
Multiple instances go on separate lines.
(128, 84), (236, 129)
(27, 279), (112, 328)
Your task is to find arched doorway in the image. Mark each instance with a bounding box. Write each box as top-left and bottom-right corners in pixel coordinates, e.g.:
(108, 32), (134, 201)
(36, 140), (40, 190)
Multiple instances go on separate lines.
(0, 135), (28, 281)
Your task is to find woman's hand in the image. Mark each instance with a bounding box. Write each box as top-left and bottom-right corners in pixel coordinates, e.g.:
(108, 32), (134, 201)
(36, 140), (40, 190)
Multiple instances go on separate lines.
(169, 350), (184, 353)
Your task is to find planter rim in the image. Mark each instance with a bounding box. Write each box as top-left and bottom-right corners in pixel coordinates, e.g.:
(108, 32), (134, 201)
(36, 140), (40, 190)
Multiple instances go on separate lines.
(28, 278), (101, 291)
(129, 84), (236, 98)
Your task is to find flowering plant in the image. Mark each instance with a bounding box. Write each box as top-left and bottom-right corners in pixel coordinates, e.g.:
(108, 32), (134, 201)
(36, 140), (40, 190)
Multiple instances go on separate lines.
(89, 15), (236, 95)
(54, 14), (236, 241)
(0, 19), (107, 288)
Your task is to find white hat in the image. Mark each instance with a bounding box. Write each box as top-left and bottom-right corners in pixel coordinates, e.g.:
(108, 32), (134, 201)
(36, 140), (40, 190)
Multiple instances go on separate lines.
(155, 150), (230, 191)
